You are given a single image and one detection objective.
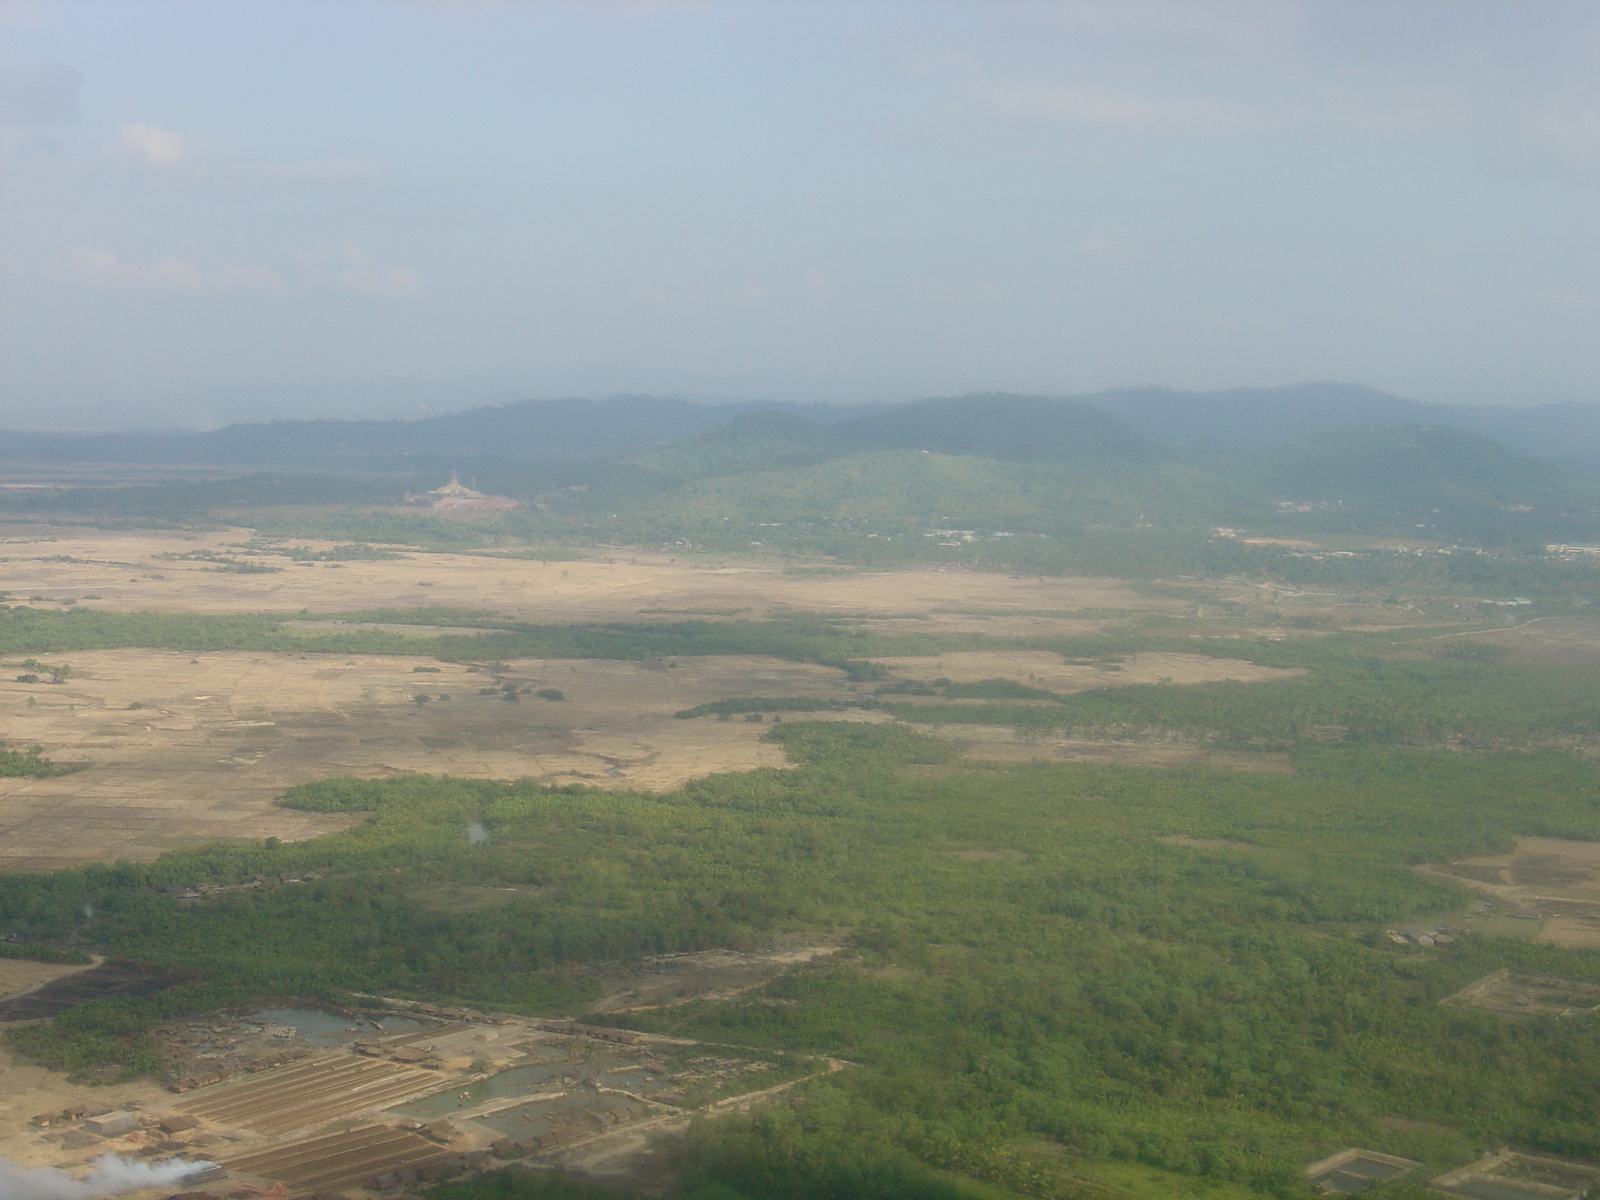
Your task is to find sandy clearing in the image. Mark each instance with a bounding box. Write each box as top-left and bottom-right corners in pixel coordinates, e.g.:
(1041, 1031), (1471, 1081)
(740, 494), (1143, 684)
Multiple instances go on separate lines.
(591, 943), (845, 1013)
(0, 958), (94, 1002)
(1538, 917), (1600, 948)
(1447, 837), (1600, 899)
(871, 649), (1302, 691)
(0, 649), (865, 870)
(0, 1039), (171, 1170)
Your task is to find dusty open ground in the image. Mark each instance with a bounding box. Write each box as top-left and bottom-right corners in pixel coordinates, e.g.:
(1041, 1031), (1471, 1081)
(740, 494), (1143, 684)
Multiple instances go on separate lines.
(869, 649), (1303, 690)
(0, 957), (94, 1002)
(0, 642), (1313, 870)
(0, 650), (860, 870)
(0, 525), (1328, 871)
(0, 525), (1164, 624)
(922, 725), (1296, 772)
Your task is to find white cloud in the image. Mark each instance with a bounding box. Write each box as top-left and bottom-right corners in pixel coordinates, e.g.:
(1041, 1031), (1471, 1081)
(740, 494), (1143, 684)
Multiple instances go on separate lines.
(119, 121), (185, 166)
(300, 242), (421, 298)
(111, 125), (386, 185)
(66, 247), (203, 291)
(64, 247), (286, 295)
(212, 263), (292, 296)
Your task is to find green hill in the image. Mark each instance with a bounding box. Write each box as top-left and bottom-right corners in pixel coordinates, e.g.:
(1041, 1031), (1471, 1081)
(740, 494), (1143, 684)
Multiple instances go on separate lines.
(646, 449), (1249, 533)
(831, 393), (1165, 464)
(1255, 425), (1600, 544)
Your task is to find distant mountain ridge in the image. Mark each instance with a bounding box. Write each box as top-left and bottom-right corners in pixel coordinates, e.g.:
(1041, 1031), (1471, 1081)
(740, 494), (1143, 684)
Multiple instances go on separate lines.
(830, 394), (1163, 464)
(1087, 383), (1600, 470)
(3, 384), (1600, 479)
(0, 397), (897, 473)
(2, 388), (1598, 548)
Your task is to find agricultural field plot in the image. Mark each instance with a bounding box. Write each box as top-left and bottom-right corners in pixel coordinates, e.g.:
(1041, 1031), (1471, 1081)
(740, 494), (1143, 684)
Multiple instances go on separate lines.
(1440, 968), (1600, 1019)
(0, 997), (808, 1196)
(0, 649), (858, 870)
(1429, 837), (1600, 948)
(1431, 1149), (1600, 1200)
(1304, 1147), (1421, 1195)
(177, 1054), (448, 1136)
(220, 1123), (454, 1193)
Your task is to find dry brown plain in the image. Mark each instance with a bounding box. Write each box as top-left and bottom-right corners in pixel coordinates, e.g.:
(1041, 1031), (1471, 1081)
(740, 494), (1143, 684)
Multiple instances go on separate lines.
(0, 650), (856, 870)
(0, 524), (1318, 871)
(0, 525), (1160, 621)
(869, 649), (1301, 689)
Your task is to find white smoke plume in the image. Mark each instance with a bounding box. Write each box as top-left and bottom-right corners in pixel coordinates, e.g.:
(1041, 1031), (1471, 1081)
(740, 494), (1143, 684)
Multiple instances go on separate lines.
(0, 1153), (218, 1200)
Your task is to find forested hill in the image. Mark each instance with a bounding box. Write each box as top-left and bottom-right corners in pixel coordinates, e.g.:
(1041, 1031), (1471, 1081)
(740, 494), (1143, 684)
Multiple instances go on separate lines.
(828, 394), (1164, 464)
(5, 393), (1600, 549)
(612, 416), (1600, 548)
(1253, 426), (1600, 543)
(637, 395), (1168, 478)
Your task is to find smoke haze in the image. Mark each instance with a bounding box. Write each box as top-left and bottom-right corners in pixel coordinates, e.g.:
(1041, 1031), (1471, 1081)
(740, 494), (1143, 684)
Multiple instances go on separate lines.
(0, 1153), (217, 1200)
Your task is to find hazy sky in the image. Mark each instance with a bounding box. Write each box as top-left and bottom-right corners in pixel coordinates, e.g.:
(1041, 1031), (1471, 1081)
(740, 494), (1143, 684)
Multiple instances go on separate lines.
(5, 0), (1600, 427)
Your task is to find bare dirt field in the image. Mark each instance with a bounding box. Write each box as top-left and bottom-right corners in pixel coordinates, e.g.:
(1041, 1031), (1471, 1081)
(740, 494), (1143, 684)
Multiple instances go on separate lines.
(0, 957), (94, 1003)
(1420, 618), (1600, 669)
(1427, 837), (1600, 948)
(0, 640), (1312, 871)
(921, 724), (1295, 772)
(589, 943), (844, 1013)
(0, 526), (1315, 872)
(0, 1038), (171, 1170)
(0, 649), (860, 870)
(0, 525), (1165, 626)
(869, 649), (1303, 691)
